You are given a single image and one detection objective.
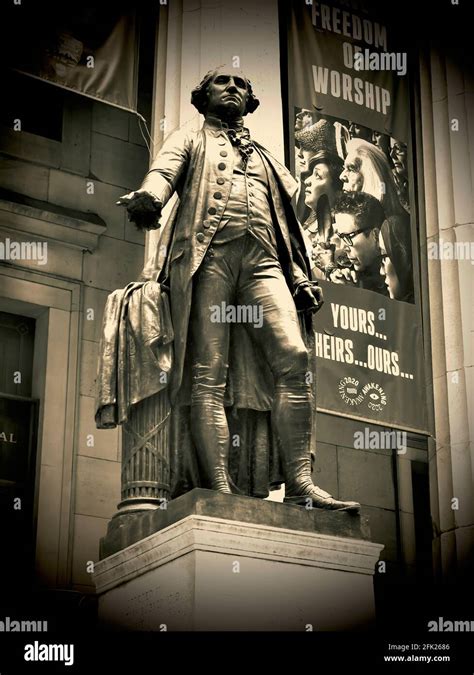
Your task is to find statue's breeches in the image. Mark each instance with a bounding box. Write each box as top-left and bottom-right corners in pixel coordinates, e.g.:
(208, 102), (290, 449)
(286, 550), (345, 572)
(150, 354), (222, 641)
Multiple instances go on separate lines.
(188, 232), (313, 489)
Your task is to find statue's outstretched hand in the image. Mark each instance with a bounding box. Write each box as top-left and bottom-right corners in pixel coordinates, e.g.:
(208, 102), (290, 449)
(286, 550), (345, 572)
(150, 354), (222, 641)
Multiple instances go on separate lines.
(294, 281), (324, 314)
(116, 189), (162, 230)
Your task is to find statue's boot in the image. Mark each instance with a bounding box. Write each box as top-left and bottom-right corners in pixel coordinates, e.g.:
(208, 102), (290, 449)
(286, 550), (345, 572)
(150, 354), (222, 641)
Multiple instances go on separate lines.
(283, 448), (360, 512)
(274, 381), (360, 512)
(200, 444), (233, 493)
(191, 392), (233, 494)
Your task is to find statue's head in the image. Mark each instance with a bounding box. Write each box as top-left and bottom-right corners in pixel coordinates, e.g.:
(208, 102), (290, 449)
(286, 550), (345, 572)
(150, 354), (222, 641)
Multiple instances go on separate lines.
(191, 66), (260, 119)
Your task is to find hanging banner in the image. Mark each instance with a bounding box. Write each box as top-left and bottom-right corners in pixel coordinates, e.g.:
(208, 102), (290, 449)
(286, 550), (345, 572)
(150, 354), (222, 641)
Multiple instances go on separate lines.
(287, 1), (428, 432)
(10, 3), (138, 112)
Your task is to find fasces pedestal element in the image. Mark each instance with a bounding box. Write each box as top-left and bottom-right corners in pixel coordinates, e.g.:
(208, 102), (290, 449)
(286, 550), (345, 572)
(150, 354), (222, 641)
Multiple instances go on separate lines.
(119, 390), (171, 513)
(94, 490), (383, 631)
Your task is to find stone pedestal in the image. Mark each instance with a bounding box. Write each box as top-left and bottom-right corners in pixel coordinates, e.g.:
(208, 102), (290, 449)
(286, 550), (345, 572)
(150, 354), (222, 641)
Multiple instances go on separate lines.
(93, 489), (383, 631)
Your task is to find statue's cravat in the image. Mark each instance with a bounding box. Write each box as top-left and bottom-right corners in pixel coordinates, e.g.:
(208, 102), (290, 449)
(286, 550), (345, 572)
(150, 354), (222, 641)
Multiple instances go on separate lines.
(225, 126), (254, 165)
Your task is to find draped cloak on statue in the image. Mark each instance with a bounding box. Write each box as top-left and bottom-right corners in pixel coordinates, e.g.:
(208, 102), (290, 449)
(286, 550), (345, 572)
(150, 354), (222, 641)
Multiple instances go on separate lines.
(95, 116), (317, 500)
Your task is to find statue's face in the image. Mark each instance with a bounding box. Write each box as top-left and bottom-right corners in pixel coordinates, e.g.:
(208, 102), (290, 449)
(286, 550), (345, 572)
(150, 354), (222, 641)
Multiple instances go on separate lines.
(205, 72), (249, 118)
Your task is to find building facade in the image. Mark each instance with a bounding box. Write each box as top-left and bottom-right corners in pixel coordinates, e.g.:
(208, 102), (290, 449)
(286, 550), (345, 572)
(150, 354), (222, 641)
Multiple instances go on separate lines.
(0, 0), (472, 621)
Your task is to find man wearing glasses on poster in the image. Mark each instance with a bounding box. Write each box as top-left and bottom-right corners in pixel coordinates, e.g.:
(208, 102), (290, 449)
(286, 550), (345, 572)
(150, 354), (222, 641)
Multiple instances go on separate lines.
(329, 191), (389, 296)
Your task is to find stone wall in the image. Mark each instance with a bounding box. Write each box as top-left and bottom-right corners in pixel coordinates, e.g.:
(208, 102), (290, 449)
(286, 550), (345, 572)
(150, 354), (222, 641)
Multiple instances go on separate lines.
(0, 83), (149, 589)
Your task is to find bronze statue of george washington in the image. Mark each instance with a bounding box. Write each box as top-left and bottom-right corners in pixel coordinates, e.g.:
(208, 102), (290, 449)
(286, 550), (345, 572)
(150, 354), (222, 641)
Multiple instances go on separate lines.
(102, 67), (360, 512)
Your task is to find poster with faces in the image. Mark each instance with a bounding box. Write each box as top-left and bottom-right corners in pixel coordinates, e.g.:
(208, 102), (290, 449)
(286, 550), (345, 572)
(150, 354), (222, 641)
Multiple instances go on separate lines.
(293, 109), (413, 304)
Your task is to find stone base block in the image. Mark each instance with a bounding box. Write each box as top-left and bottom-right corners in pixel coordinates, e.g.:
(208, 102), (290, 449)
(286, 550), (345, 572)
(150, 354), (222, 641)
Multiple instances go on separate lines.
(94, 491), (383, 631)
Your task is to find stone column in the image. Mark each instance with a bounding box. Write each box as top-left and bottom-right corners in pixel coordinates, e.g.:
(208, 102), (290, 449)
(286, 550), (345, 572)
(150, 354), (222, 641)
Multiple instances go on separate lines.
(420, 46), (474, 579)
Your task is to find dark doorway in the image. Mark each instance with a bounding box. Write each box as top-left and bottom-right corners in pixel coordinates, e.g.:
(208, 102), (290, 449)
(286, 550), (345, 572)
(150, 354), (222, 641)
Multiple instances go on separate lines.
(0, 311), (38, 589)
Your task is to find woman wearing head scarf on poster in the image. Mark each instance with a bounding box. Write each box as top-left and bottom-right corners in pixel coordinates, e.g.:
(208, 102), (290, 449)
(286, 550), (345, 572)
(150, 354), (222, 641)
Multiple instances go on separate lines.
(379, 216), (414, 303)
(298, 119), (351, 280)
(295, 118), (346, 222)
(340, 138), (410, 224)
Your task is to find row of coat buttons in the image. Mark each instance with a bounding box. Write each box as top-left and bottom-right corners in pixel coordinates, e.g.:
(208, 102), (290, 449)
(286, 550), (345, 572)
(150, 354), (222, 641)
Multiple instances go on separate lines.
(196, 149), (229, 242)
(218, 150), (228, 170)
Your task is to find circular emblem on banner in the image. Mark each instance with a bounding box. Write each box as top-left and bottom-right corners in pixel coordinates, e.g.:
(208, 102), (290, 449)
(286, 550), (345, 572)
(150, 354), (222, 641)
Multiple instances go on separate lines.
(338, 377), (364, 406)
(361, 382), (388, 412)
